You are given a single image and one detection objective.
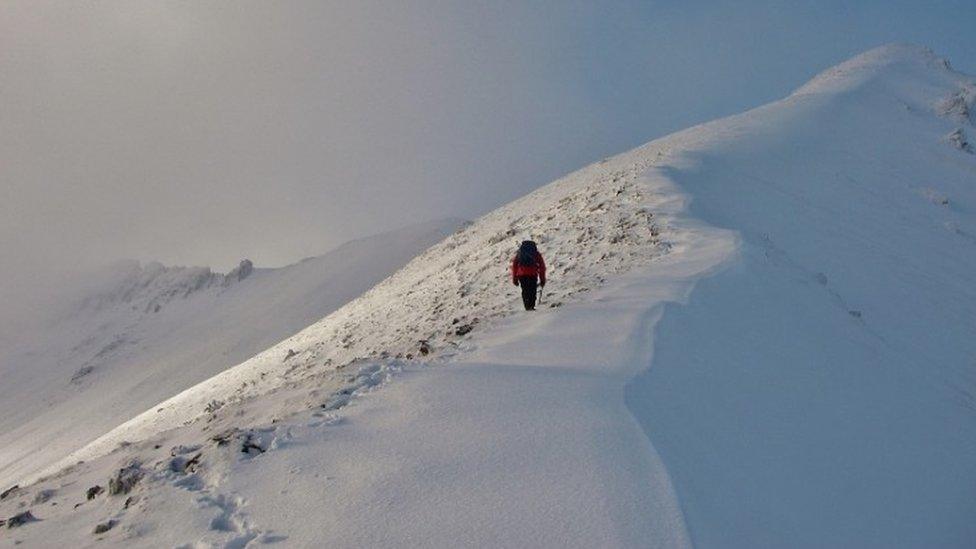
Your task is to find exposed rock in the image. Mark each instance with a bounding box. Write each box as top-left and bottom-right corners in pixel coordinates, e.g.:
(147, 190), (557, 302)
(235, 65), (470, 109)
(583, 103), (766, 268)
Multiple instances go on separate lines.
(170, 444), (202, 456)
(32, 490), (55, 505)
(946, 128), (973, 153)
(225, 259), (254, 284)
(93, 519), (116, 534)
(241, 433), (265, 456)
(0, 485), (19, 500)
(4, 510), (37, 528)
(455, 324), (474, 336)
(69, 365), (95, 384)
(211, 429), (239, 446)
(418, 340), (431, 356)
(82, 261), (222, 313)
(238, 259), (254, 280)
(108, 463), (143, 496)
(283, 349), (298, 362)
(86, 485), (104, 500)
(169, 452), (202, 474)
(936, 85), (975, 124)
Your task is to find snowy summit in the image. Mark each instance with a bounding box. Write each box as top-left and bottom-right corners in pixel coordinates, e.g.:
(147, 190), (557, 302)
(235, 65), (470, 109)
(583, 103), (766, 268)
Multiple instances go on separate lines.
(1, 44), (975, 548)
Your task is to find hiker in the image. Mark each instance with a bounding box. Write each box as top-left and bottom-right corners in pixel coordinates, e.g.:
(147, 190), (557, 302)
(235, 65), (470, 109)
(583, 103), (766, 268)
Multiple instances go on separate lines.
(511, 240), (546, 311)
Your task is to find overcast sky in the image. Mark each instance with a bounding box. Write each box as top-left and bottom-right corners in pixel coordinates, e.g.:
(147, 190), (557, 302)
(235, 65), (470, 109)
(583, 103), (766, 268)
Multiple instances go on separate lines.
(2, 1), (975, 322)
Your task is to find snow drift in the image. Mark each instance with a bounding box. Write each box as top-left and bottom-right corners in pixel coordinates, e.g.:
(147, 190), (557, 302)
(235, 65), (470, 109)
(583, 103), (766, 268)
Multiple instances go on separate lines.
(625, 43), (976, 547)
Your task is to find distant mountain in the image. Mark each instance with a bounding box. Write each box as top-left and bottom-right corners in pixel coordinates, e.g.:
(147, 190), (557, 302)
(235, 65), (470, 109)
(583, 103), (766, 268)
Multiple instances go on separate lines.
(0, 218), (463, 486)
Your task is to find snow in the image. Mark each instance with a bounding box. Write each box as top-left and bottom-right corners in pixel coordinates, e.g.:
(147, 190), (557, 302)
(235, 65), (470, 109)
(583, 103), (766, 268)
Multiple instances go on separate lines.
(41, 149), (672, 482)
(1, 167), (722, 547)
(2, 44), (975, 548)
(627, 44), (976, 547)
(0, 219), (461, 489)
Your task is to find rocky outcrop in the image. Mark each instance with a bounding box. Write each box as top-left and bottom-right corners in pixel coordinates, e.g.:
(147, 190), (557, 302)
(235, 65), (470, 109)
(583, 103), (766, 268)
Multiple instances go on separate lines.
(77, 258), (257, 316)
(946, 128), (973, 153)
(226, 259), (254, 284)
(3, 510), (37, 528)
(936, 84), (975, 124)
(107, 463), (143, 496)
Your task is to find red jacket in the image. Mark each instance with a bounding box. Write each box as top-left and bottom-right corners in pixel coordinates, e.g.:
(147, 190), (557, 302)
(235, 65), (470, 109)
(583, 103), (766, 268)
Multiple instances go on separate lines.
(512, 252), (546, 285)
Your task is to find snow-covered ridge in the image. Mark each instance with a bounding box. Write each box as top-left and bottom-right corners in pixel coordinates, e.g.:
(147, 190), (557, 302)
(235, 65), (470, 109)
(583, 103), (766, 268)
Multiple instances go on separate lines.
(4, 43), (975, 547)
(0, 219), (461, 488)
(47, 42), (976, 478)
(792, 43), (951, 96)
(51, 148), (671, 474)
(72, 259), (255, 316)
(792, 44), (976, 150)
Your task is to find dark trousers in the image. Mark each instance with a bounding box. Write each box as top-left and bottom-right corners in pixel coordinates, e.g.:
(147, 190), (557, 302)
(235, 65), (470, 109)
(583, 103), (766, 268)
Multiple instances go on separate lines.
(518, 276), (538, 310)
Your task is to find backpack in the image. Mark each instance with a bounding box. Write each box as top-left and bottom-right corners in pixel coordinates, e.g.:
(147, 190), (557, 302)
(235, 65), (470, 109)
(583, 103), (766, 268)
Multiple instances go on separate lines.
(516, 240), (538, 267)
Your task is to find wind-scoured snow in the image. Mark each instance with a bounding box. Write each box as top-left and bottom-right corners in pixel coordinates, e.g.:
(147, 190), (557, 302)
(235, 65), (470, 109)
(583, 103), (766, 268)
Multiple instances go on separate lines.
(1, 44), (975, 548)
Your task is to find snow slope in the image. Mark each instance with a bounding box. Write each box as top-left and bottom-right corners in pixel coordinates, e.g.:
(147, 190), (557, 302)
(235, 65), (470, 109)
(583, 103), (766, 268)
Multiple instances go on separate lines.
(2, 44), (975, 548)
(0, 218), (461, 488)
(625, 44), (976, 547)
(40, 152), (672, 480)
(1, 141), (714, 547)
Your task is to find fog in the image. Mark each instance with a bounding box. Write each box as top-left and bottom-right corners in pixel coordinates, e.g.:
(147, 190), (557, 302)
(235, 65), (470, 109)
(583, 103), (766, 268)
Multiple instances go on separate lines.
(2, 1), (974, 334)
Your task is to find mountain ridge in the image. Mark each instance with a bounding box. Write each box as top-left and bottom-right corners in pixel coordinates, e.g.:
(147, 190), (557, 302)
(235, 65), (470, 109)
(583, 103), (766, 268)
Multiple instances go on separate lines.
(2, 44), (974, 547)
(0, 218), (462, 488)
